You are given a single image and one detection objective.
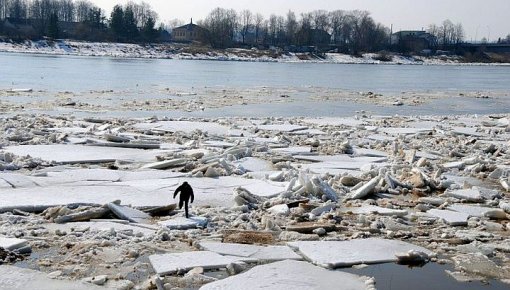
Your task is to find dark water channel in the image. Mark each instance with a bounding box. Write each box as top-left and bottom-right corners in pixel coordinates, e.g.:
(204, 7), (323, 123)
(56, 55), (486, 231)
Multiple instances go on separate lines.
(342, 262), (508, 290)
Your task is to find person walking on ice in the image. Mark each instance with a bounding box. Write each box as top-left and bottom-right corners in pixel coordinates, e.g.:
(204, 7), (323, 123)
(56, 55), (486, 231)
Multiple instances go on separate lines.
(173, 181), (194, 218)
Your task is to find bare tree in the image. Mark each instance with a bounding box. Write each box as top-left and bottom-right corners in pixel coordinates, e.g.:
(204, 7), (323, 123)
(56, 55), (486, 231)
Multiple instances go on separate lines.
(285, 10), (297, 45)
(203, 7), (238, 48)
(75, 0), (91, 22)
(9, 0), (29, 20)
(239, 9), (252, 44)
(311, 10), (329, 32)
(254, 12), (263, 44)
(166, 18), (183, 31)
(267, 14), (277, 45)
(329, 10), (345, 45)
(0, 0), (9, 19)
(454, 23), (464, 44)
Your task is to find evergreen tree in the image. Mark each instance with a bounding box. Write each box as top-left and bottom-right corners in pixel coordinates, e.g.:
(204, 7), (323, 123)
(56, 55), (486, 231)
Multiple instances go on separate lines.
(142, 16), (158, 42)
(123, 6), (139, 41)
(110, 5), (124, 40)
(47, 12), (59, 39)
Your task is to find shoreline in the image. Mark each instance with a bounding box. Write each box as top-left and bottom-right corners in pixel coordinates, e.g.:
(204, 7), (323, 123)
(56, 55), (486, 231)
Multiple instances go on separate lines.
(1, 39), (510, 66)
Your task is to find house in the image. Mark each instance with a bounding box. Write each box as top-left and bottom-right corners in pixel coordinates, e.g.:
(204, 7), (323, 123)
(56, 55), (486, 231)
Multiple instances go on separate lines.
(391, 30), (437, 52)
(172, 19), (208, 43)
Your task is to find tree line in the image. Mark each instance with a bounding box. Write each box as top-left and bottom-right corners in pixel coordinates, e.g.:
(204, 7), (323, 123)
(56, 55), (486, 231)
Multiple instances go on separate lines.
(1, 1), (484, 55)
(0, 0), (161, 42)
(199, 8), (389, 54)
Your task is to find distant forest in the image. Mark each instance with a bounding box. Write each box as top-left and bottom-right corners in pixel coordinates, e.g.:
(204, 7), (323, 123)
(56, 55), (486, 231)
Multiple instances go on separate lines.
(1, 0), (509, 54)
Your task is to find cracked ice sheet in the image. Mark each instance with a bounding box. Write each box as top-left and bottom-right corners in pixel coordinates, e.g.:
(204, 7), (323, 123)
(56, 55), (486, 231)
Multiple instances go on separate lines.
(0, 265), (111, 290)
(199, 242), (302, 261)
(0, 174), (287, 208)
(4, 169), (185, 189)
(4, 144), (166, 164)
(149, 251), (247, 275)
(288, 238), (433, 268)
(200, 260), (370, 290)
(132, 121), (231, 136)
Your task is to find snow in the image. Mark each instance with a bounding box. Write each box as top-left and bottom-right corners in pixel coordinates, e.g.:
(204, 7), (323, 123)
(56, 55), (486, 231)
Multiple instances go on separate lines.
(288, 238), (433, 268)
(0, 39), (508, 66)
(200, 260), (370, 290)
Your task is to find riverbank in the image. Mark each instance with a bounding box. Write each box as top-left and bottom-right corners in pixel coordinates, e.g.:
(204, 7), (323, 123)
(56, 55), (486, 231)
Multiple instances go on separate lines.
(1, 39), (509, 65)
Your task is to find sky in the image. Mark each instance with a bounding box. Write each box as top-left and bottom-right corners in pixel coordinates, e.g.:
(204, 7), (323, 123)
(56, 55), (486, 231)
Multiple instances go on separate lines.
(90, 0), (510, 41)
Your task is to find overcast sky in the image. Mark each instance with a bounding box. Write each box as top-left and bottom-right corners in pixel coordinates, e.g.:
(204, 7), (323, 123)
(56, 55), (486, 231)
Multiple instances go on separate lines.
(90, 0), (510, 41)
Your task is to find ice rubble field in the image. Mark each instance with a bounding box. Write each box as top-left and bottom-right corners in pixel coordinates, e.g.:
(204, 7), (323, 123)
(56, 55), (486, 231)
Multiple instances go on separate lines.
(0, 113), (509, 289)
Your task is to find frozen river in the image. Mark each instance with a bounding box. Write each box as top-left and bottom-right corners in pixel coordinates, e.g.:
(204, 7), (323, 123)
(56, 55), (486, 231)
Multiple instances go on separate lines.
(2, 52), (510, 93)
(1, 52), (510, 117)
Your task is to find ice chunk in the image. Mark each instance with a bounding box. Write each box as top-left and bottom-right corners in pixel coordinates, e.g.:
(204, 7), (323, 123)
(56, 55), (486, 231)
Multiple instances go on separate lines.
(107, 203), (152, 224)
(158, 216), (208, 230)
(0, 237), (28, 251)
(348, 205), (408, 217)
(148, 251), (244, 275)
(271, 146), (314, 156)
(288, 238), (433, 268)
(352, 148), (388, 157)
(257, 124), (308, 132)
(232, 157), (273, 172)
(427, 209), (469, 226)
(348, 176), (380, 200)
(200, 260), (370, 290)
(378, 127), (433, 135)
(444, 188), (483, 202)
(449, 204), (508, 220)
(199, 242), (302, 262)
